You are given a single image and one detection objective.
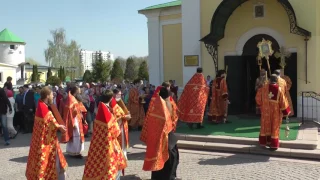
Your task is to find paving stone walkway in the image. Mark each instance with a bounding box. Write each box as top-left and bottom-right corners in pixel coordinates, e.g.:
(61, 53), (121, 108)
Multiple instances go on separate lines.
(0, 132), (320, 180)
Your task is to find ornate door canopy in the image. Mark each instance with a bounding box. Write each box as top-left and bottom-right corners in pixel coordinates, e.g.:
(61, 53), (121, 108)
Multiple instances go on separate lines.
(200, 0), (311, 73)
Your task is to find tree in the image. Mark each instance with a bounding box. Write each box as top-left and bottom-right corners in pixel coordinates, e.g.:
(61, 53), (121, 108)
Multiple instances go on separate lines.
(138, 60), (149, 81)
(92, 55), (112, 82)
(115, 56), (126, 72)
(124, 57), (137, 81)
(31, 65), (39, 82)
(58, 66), (65, 81)
(44, 28), (81, 78)
(26, 57), (40, 65)
(130, 55), (148, 72)
(110, 59), (124, 81)
(46, 76), (61, 86)
(47, 67), (53, 78)
(83, 70), (93, 83)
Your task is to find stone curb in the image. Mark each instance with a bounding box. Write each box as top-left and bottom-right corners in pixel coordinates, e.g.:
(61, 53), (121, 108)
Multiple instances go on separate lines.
(133, 141), (320, 160)
(175, 133), (318, 150)
(176, 140), (320, 160)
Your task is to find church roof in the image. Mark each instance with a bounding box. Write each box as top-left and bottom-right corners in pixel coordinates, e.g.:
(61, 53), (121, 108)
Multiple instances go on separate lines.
(0, 28), (25, 44)
(139, 0), (181, 11)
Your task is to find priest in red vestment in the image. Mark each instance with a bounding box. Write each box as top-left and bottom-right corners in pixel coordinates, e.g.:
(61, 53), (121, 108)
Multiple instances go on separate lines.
(141, 86), (179, 180)
(61, 86), (86, 158)
(177, 68), (209, 129)
(128, 79), (145, 130)
(26, 87), (67, 180)
(208, 70), (229, 123)
(83, 90), (127, 180)
(256, 75), (290, 150)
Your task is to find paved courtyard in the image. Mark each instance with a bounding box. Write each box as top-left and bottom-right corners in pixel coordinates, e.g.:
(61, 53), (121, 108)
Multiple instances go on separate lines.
(1, 131), (320, 180)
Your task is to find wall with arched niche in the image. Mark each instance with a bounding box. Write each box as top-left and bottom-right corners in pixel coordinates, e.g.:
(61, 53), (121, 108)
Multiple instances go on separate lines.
(200, 0), (319, 92)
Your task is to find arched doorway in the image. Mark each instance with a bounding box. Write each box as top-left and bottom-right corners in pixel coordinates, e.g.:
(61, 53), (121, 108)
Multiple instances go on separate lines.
(242, 34), (280, 114)
(225, 34), (297, 116)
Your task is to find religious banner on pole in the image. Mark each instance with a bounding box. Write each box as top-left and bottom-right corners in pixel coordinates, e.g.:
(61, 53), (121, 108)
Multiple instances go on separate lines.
(257, 38), (274, 76)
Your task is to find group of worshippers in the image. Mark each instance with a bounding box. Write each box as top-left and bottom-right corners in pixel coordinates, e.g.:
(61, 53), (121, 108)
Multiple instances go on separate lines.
(25, 82), (180, 180)
(24, 65), (293, 179)
(177, 67), (292, 152)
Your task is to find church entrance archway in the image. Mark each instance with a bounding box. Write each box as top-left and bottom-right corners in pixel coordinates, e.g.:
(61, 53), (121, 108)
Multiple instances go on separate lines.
(225, 34), (297, 116)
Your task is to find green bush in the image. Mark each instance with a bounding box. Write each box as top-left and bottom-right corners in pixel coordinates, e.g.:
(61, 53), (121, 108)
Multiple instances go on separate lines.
(46, 76), (61, 86)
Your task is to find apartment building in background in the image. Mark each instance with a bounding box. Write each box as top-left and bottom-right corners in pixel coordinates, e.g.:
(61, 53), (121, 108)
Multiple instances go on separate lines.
(80, 49), (115, 71)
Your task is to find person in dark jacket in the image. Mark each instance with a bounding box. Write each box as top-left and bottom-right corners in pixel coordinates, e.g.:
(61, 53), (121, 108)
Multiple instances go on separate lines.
(0, 88), (13, 145)
(22, 84), (35, 134)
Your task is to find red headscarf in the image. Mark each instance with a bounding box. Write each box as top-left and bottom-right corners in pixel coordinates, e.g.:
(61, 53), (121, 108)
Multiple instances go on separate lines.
(6, 90), (13, 98)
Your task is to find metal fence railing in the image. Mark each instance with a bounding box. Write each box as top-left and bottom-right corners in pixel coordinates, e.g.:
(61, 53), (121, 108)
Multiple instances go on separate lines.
(299, 91), (320, 124)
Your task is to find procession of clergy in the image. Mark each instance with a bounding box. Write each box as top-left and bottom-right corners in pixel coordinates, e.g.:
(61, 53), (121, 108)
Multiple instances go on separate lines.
(25, 65), (292, 180)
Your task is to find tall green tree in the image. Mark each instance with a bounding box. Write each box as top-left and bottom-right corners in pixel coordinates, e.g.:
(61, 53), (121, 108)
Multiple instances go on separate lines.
(124, 57), (137, 81)
(92, 55), (112, 82)
(138, 60), (149, 81)
(31, 65), (39, 82)
(44, 28), (81, 77)
(83, 70), (92, 83)
(110, 59), (124, 81)
(58, 66), (66, 81)
(47, 67), (53, 78)
(115, 56), (126, 72)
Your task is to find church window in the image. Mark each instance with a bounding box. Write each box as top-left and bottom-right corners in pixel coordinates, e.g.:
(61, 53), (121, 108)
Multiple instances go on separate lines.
(9, 45), (15, 50)
(254, 5), (265, 18)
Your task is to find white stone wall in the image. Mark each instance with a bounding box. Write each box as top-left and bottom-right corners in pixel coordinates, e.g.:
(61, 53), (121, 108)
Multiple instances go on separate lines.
(0, 65), (17, 85)
(0, 43), (25, 66)
(181, 0), (201, 86)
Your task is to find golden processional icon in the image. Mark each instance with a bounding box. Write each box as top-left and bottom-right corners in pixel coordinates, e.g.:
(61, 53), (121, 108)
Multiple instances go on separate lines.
(256, 38), (274, 76)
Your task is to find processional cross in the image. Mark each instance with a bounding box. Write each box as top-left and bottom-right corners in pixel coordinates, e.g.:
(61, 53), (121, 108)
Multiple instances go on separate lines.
(274, 46), (291, 70)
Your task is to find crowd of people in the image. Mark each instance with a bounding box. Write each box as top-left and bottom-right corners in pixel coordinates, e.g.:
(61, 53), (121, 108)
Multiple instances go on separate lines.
(0, 65), (292, 179)
(0, 75), (180, 179)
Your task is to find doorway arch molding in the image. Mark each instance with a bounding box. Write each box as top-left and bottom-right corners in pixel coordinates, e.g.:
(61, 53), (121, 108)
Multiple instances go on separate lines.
(200, 0), (311, 73)
(236, 27), (284, 56)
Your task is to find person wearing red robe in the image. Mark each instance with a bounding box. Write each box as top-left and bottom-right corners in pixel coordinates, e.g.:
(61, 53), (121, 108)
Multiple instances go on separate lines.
(141, 86), (180, 180)
(61, 86), (87, 158)
(208, 70), (229, 124)
(110, 89), (132, 176)
(178, 68), (209, 129)
(83, 90), (127, 180)
(26, 87), (67, 180)
(128, 79), (145, 130)
(256, 75), (291, 150)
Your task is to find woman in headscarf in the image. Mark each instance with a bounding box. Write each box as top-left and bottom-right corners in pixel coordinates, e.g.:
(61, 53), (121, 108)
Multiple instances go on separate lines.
(6, 90), (17, 138)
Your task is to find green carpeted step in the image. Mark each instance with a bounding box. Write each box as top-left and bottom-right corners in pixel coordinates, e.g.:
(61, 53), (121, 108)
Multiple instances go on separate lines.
(176, 115), (299, 141)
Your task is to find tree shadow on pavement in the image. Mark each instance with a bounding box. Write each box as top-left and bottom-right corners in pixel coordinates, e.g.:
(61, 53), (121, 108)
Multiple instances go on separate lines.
(64, 155), (87, 167)
(9, 156), (28, 163)
(0, 133), (32, 149)
(198, 153), (270, 166)
(120, 175), (143, 180)
(9, 154), (88, 167)
(127, 152), (145, 161)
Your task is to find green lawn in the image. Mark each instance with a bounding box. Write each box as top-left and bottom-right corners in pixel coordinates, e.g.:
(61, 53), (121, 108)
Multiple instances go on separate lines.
(176, 115), (299, 141)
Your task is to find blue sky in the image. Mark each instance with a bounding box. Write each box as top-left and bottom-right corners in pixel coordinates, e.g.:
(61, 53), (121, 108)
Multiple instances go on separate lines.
(0, 0), (172, 65)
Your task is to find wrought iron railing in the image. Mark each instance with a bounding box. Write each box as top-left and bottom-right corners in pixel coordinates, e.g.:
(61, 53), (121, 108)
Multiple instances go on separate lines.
(299, 91), (320, 124)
